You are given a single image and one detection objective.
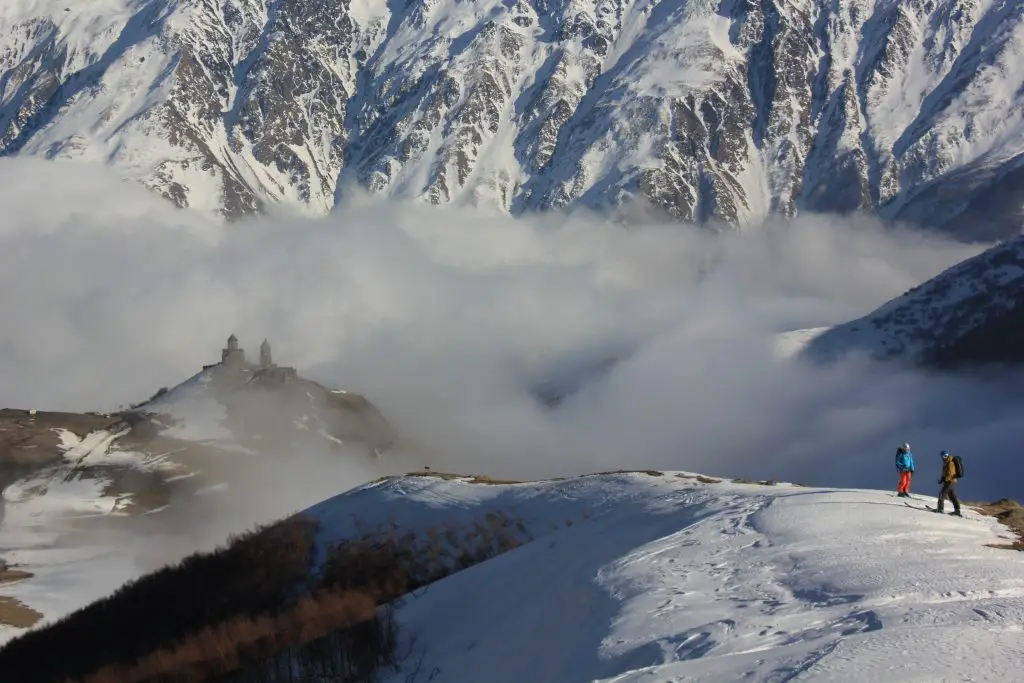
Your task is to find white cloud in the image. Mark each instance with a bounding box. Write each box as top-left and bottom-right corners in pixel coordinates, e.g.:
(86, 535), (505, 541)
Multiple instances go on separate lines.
(0, 156), (1019, 512)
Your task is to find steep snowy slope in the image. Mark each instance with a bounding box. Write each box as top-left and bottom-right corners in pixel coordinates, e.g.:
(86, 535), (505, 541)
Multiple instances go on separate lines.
(803, 234), (1024, 367)
(2, 0), (1023, 235)
(307, 472), (1024, 682)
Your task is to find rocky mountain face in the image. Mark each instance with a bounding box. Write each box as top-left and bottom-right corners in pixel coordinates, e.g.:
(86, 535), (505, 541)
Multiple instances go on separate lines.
(803, 235), (1024, 368)
(2, 0), (1023, 236)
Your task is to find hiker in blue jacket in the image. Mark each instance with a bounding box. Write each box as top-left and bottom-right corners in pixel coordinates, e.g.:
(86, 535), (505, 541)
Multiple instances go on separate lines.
(895, 443), (915, 497)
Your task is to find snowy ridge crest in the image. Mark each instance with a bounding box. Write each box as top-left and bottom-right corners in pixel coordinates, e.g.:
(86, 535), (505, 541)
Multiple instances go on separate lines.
(2, 0), (1024, 235)
(804, 234), (1024, 366)
(293, 472), (1024, 681)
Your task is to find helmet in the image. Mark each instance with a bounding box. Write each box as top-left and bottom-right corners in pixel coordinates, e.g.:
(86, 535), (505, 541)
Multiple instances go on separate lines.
(902, 443), (911, 451)
(941, 450), (951, 457)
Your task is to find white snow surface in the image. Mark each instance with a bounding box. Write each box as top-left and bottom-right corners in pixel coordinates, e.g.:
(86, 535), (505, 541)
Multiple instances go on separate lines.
(55, 427), (129, 466)
(141, 368), (237, 443)
(3, 0), (1024, 231)
(772, 327), (829, 360)
(304, 472), (1024, 683)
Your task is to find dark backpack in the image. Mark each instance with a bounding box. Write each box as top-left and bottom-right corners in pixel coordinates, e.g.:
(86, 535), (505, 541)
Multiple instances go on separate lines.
(952, 455), (964, 479)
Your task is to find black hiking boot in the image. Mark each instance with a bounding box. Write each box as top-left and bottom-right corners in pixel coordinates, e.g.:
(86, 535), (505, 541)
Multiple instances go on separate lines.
(934, 507), (944, 513)
(950, 510), (963, 517)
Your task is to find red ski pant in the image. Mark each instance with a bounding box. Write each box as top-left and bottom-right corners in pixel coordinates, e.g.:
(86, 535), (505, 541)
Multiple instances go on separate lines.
(898, 471), (912, 494)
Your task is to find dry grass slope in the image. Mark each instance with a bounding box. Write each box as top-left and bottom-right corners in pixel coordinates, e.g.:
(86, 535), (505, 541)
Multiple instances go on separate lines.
(0, 596), (43, 629)
(0, 561), (41, 629)
(591, 469), (665, 477)
(405, 471), (525, 484)
(676, 474), (723, 484)
(0, 567), (34, 584)
(75, 589), (392, 683)
(731, 477), (779, 486)
(970, 498), (1024, 551)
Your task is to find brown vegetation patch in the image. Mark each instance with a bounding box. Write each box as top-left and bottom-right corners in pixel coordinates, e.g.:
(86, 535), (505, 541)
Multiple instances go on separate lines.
(99, 467), (174, 514)
(970, 498), (1024, 551)
(676, 474), (722, 484)
(732, 477), (779, 486)
(375, 469), (670, 489)
(0, 516), (320, 683)
(0, 569), (34, 585)
(75, 583), (394, 683)
(590, 469), (665, 477)
(0, 596), (43, 629)
(403, 471), (524, 484)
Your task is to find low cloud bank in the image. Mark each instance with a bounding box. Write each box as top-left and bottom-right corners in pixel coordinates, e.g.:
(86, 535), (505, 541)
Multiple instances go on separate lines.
(1, 157), (1018, 512)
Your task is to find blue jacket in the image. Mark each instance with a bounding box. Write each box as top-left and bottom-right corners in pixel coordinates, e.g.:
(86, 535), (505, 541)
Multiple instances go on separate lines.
(896, 449), (915, 473)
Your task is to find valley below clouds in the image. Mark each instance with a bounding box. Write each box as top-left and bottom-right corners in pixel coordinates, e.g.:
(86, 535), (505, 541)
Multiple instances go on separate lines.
(1, 156), (1021, 521)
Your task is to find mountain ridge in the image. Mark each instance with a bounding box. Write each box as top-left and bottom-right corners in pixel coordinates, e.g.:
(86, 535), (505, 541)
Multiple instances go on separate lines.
(802, 233), (1024, 367)
(2, 0), (1023, 236)
(2, 470), (1022, 681)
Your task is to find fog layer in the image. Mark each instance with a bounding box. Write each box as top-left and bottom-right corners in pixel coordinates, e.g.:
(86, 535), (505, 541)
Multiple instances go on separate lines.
(1, 158), (1018, 508)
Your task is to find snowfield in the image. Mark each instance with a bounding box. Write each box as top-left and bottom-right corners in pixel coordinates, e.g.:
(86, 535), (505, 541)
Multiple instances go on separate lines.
(3, 469), (1022, 678)
(307, 472), (1024, 683)
(140, 369), (238, 445)
(772, 327), (829, 360)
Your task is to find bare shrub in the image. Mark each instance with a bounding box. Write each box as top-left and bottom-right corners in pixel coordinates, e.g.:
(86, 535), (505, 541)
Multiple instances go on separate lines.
(75, 590), (392, 683)
(3, 502), (536, 683)
(676, 474), (722, 484)
(0, 516), (318, 683)
(590, 469), (665, 477)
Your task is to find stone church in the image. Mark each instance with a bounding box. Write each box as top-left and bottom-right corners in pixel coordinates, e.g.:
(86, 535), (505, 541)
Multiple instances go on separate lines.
(211, 334), (297, 384)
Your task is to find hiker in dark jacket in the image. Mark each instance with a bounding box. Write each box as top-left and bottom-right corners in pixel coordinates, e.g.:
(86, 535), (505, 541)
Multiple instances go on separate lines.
(936, 450), (962, 517)
(895, 443), (915, 497)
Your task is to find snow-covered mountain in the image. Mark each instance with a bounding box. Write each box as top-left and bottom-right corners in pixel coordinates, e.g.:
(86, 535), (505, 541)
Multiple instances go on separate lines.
(3, 0), (1023, 235)
(5, 470), (1022, 679)
(802, 234), (1024, 367)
